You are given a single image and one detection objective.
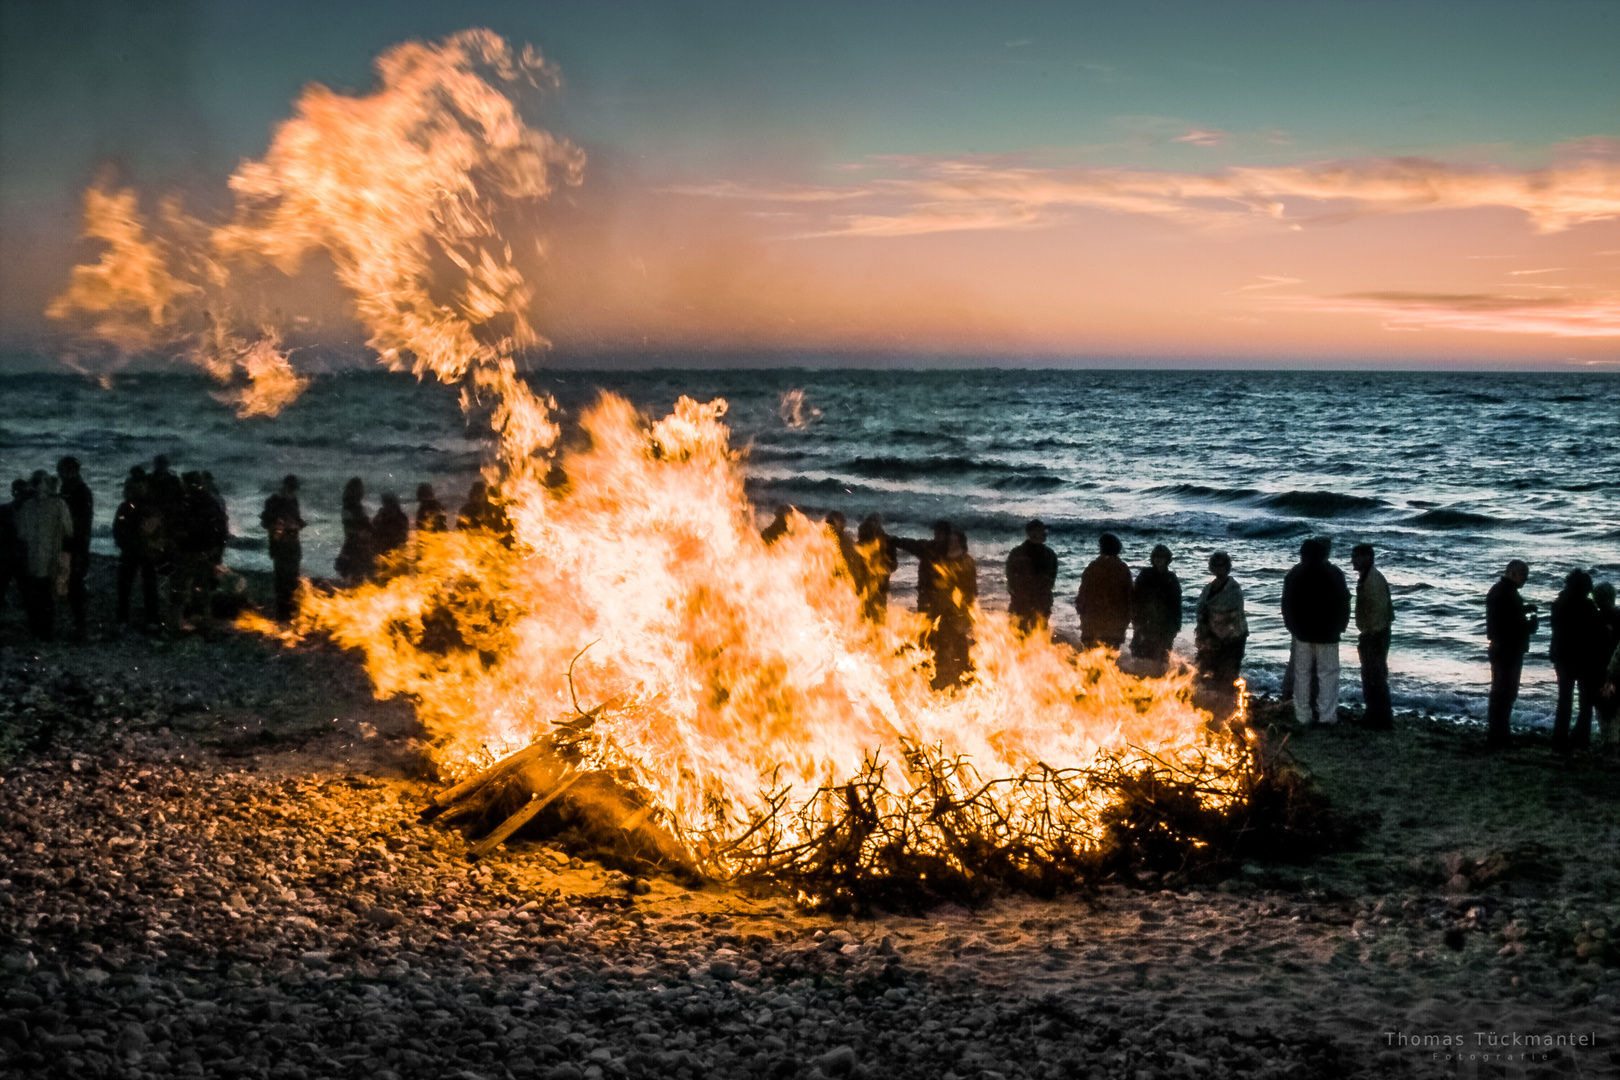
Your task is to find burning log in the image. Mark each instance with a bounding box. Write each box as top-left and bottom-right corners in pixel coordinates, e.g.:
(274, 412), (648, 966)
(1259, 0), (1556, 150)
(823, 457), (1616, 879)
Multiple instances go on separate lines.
(470, 766), (581, 857)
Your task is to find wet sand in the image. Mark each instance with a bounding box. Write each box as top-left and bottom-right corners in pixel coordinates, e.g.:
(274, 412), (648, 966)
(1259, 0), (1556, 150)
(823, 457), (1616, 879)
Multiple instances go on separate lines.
(1, 557), (1616, 1078)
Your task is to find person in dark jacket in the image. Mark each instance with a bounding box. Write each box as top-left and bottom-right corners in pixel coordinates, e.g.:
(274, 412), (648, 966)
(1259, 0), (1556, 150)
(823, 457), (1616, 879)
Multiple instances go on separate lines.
(1005, 519), (1058, 636)
(855, 513), (896, 621)
(0, 478), (25, 614)
(56, 456), (94, 637)
(1131, 544), (1182, 672)
(336, 477), (374, 584)
(1194, 551), (1249, 716)
(1075, 533), (1132, 650)
(371, 492), (411, 567)
(1549, 569), (1603, 755)
(261, 475), (306, 621)
(893, 519), (954, 617)
(1485, 559), (1538, 749)
(415, 483), (447, 535)
(113, 474), (160, 627)
(824, 511), (864, 596)
(168, 471), (227, 630)
(1281, 538), (1352, 726)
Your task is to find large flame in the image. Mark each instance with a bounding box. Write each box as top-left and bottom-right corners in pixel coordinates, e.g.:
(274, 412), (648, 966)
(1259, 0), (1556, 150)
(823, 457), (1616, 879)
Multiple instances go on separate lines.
(54, 29), (1244, 879)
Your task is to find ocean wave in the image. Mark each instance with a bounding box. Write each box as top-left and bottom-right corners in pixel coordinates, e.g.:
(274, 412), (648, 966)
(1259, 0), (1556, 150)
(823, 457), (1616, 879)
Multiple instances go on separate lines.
(1148, 483), (1263, 502)
(844, 455), (1048, 479)
(1255, 490), (1387, 517)
(744, 475), (879, 497)
(990, 474), (1066, 492)
(1404, 508), (1498, 530)
(1225, 517), (1307, 539)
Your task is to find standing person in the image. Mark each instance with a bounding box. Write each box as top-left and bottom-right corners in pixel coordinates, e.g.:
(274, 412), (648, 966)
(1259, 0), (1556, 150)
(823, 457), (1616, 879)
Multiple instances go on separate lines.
(1131, 544), (1182, 673)
(0, 479), (26, 614)
(335, 477), (374, 584)
(113, 474), (160, 627)
(261, 475), (306, 621)
(893, 519), (954, 617)
(56, 457), (93, 638)
(1549, 569), (1602, 755)
(1194, 551), (1248, 714)
(1485, 559), (1538, 749)
(1005, 519), (1058, 637)
(1280, 538), (1352, 726)
(15, 471), (73, 640)
(855, 513), (896, 621)
(760, 504), (792, 546)
(415, 483), (447, 534)
(1075, 533), (1132, 650)
(824, 511), (864, 596)
(931, 529), (978, 689)
(371, 492), (411, 567)
(1351, 543), (1395, 730)
(457, 480), (493, 533)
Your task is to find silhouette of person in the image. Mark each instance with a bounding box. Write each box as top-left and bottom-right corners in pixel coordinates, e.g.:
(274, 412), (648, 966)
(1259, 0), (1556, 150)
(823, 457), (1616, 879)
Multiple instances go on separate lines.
(55, 456), (93, 638)
(1005, 519), (1058, 636)
(824, 511), (864, 595)
(114, 473), (160, 627)
(1075, 533), (1132, 650)
(372, 492), (411, 564)
(168, 471), (227, 631)
(1485, 559), (1538, 749)
(261, 475), (306, 621)
(1281, 538), (1352, 726)
(457, 480), (493, 533)
(415, 483), (447, 534)
(931, 529), (978, 690)
(1594, 582), (1620, 752)
(336, 477), (374, 583)
(761, 504), (792, 546)
(0, 478), (26, 615)
(1351, 543), (1394, 730)
(1131, 544), (1182, 672)
(854, 513), (896, 621)
(893, 519), (953, 616)
(1549, 568), (1602, 755)
(15, 471), (73, 640)
(1194, 551), (1248, 714)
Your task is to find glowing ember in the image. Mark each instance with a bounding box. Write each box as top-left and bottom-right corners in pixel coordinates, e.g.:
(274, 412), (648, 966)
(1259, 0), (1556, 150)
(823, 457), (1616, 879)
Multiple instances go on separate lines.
(50, 28), (1249, 892)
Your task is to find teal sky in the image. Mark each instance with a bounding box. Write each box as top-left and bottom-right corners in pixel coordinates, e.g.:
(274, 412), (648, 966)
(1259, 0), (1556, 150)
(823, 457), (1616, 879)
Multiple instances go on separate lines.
(3, 1), (1617, 361)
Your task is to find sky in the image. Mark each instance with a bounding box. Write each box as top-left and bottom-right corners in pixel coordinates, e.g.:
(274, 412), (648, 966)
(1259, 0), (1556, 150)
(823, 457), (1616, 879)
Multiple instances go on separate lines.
(2, 0), (1618, 367)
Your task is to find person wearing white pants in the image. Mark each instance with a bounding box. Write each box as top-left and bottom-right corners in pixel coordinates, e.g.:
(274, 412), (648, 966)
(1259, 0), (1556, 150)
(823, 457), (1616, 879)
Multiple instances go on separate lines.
(1281, 537), (1352, 726)
(1291, 638), (1340, 726)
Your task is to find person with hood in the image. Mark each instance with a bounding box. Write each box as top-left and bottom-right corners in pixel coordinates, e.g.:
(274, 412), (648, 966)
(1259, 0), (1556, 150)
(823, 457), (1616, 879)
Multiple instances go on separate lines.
(1194, 551), (1248, 713)
(415, 483), (447, 534)
(371, 492), (411, 568)
(931, 529), (978, 689)
(1351, 543), (1395, 729)
(260, 475), (306, 621)
(15, 470), (73, 640)
(335, 477), (374, 584)
(855, 513), (896, 621)
(1131, 544), (1182, 672)
(1280, 537), (1352, 726)
(1005, 519), (1058, 636)
(113, 473), (160, 627)
(1549, 568), (1603, 755)
(1075, 533), (1132, 649)
(56, 456), (93, 637)
(1485, 559), (1538, 749)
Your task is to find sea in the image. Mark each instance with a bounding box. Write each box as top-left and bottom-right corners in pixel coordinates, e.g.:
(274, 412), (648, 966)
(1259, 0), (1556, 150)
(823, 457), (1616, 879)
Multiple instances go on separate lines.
(3, 367), (1617, 728)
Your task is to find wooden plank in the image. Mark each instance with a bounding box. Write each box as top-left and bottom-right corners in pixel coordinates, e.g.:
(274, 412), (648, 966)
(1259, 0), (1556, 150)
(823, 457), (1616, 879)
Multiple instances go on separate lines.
(430, 742), (547, 808)
(469, 767), (582, 858)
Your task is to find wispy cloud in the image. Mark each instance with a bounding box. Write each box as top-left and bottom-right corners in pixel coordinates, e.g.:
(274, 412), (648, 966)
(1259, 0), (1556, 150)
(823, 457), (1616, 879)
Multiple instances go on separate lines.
(1267, 292), (1620, 337)
(675, 155), (1620, 239)
(1173, 128), (1226, 147)
(1224, 275), (1302, 294)
(1506, 267), (1565, 275)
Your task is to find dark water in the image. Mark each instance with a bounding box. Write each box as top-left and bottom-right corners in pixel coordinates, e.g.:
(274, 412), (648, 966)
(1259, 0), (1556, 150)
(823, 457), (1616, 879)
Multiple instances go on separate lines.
(3, 368), (1617, 726)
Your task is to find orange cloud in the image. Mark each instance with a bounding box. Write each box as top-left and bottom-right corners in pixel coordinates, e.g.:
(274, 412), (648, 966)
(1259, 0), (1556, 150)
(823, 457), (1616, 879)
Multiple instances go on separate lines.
(681, 155), (1620, 238)
(1266, 292), (1620, 337)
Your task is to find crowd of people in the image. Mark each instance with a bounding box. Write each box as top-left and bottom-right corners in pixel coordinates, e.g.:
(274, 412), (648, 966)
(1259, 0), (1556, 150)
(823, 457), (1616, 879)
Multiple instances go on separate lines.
(3, 461), (1617, 755)
(784, 506), (1620, 756)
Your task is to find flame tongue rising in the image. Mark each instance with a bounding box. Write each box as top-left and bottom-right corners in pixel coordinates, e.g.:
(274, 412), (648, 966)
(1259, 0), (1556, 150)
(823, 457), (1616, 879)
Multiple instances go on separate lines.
(301, 391), (1244, 877)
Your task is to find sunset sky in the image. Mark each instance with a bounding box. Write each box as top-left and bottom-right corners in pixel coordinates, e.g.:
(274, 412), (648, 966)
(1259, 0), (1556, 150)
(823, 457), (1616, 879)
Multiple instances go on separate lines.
(2, 0), (1618, 366)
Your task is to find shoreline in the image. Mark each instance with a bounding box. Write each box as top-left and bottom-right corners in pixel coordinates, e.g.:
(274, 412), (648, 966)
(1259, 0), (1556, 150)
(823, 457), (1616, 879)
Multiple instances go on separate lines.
(2, 564), (1617, 1078)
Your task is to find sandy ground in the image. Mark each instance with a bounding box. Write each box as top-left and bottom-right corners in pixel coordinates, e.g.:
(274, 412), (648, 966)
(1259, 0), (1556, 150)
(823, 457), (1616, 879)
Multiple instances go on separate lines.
(1, 558), (1617, 1078)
